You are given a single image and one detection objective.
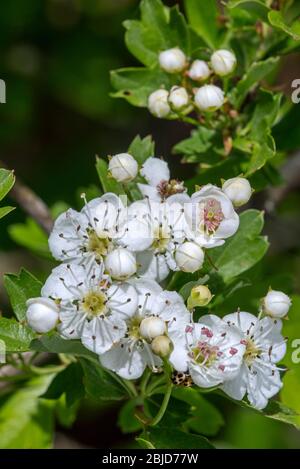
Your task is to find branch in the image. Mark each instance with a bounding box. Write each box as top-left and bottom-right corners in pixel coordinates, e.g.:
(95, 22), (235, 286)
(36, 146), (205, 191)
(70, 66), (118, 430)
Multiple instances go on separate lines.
(0, 160), (54, 234)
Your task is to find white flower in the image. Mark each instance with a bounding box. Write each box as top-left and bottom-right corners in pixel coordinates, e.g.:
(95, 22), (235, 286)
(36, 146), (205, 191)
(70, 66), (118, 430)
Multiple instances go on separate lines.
(185, 184), (239, 248)
(175, 241), (204, 273)
(188, 60), (211, 82)
(48, 193), (126, 267)
(263, 290), (292, 318)
(211, 49), (237, 76)
(120, 198), (188, 282)
(222, 177), (252, 207)
(26, 297), (59, 333)
(221, 311), (287, 409)
(104, 248), (137, 280)
(100, 280), (190, 379)
(148, 89), (171, 118)
(41, 263), (138, 355)
(194, 84), (224, 112)
(171, 314), (245, 388)
(138, 157), (187, 202)
(151, 335), (173, 357)
(168, 86), (189, 111)
(159, 47), (186, 73)
(108, 153), (138, 183)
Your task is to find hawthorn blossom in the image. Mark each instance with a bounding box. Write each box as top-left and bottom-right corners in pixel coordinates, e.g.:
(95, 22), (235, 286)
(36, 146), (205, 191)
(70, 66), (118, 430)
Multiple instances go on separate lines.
(48, 193), (129, 269)
(100, 279), (191, 379)
(41, 262), (138, 355)
(185, 184), (239, 248)
(170, 314), (245, 388)
(138, 157), (188, 203)
(120, 198), (188, 282)
(221, 311), (287, 409)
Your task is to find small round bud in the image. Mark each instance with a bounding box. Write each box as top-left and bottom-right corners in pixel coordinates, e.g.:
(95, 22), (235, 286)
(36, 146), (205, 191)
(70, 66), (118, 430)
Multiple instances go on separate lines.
(26, 297), (59, 333)
(222, 177), (252, 207)
(188, 60), (211, 82)
(140, 316), (166, 341)
(263, 290), (292, 318)
(148, 89), (171, 118)
(105, 248), (137, 280)
(159, 47), (186, 73)
(194, 84), (224, 112)
(211, 49), (237, 76)
(187, 285), (212, 309)
(175, 242), (205, 273)
(108, 153), (138, 183)
(151, 335), (173, 358)
(168, 86), (189, 111)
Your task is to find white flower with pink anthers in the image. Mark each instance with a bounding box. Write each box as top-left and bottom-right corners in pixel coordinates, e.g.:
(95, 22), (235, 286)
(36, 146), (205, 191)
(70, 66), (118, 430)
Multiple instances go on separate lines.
(221, 311), (287, 409)
(170, 314), (245, 388)
(185, 184), (239, 248)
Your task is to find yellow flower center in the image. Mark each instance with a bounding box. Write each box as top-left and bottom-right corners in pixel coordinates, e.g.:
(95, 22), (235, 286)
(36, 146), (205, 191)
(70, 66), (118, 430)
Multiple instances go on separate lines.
(244, 339), (260, 365)
(82, 290), (108, 317)
(87, 230), (112, 260)
(151, 224), (170, 253)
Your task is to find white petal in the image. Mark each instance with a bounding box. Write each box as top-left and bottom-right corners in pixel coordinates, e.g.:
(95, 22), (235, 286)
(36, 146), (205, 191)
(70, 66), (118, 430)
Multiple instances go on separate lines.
(137, 183), (161, 202)
(81, 316), (127, 354)
(137, 251), (170, 282)
(221, 364), (248, 401)
(140, 157), (170, 187)
(42, 263), (88, 301)
(223, 311), (259, 332)
(169, 338), (189, 372)
(58, 310), (85, 339)
(100, 341), (146, 380)
(107, 282), (138, 317)
(130, 277), (162, 313)
(119, 215), (153, 251)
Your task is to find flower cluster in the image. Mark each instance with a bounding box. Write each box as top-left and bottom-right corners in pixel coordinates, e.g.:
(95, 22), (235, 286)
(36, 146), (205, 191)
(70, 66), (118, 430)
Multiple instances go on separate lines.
(25, 152), (290, 409)
(148, 48), (236, 118)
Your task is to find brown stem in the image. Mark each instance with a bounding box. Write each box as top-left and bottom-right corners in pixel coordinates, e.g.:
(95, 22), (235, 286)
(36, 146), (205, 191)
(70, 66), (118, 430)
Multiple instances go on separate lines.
(0, 160), (53, 234)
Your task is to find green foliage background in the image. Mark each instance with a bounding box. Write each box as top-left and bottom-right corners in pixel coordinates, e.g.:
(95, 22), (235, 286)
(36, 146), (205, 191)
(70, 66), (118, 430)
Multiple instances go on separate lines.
(1, 0), (300, 449)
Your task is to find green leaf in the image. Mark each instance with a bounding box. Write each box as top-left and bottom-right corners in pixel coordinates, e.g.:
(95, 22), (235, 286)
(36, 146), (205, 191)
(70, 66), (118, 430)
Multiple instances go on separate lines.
(0, 375), (55, 448)
(4, 268), (43, 322)
(118, 399), (143, 434)
(0, 317), (36, 352)
(136, 436), (155, 449)
(268, 10), (300, 41)
(95, 157), (123, 195)
(184, 0), (219, 48)
(227, 0), (270, 21)
(172, 387), (224, 437)
(0, 168), (15, 201)
(0, 206), (15, 219)
(30, 333), (97, 359)
(42, 363), (85, 406)
(79, 357), (126, 401)
(128, 135), (155, 165)
(111, 67), (171, 107)
(281, 370), (300, 428)
(8, 218), (50, 258)
(172, 127), (216, 161)
(55, 394), (80, 428)
(142, 425), (214, 449)
(230, 57), (280, 108)
(179, 275), (210, 301)
(207, 210), (269, 282)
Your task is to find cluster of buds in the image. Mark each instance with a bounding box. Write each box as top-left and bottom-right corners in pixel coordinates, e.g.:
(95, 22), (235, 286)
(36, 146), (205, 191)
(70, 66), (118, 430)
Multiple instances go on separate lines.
(148, 47), (237, 118)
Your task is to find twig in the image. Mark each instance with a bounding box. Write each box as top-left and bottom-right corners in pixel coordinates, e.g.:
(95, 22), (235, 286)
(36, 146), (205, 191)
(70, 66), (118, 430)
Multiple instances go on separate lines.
(0, 160), (54, 234)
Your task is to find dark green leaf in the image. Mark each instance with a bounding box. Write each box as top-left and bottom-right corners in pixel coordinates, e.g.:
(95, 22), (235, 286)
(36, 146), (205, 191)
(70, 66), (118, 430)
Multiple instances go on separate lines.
(143, 425), (214, 449)
(227, 0), (270, 22)
(268, 10), (300, 41)
(80, 357), (126, 401)
(95, 157), (123, 195)
(42, 363), (85, 406)
(30, 333), (97, 359)
(0, 317), (36, 352)
(0, 206), (15, 219)
(128, 135), (155, 165)
(184, 0), (219, 48)
(118, 399), (143, 434)
(172, 127), (216, 161)
(4, 268), (43, 322)
(0, 168), (15, 202)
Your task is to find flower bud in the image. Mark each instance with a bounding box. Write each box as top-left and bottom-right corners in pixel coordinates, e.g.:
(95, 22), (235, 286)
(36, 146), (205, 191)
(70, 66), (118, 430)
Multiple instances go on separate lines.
(188, 60), (210, 82)
(151, 335), (173, 358)
(194, 84), (224, 112)
(140, 316), (166, 341)
(175, 242), (205, 273)
(187, 285), (212, 309)
(168, 86), (189, 110)
(222, 177), (252, 207)
(108, 153), (138, 183)
(26, 297), (59, 333)
(263, 290), (292, 318)
(211, 49), (237, 76)
(159, 47), (186, 73)
(148, 89), (171, 118)
(105, 248), (137, 280)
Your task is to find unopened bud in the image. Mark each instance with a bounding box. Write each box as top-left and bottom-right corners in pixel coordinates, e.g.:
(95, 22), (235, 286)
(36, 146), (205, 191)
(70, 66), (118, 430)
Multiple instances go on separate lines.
(222, 177), (252, 207)
(26, 297), (59, 333)
(151, 335), (173, 357)
(263, 290), (292, 318)
(187, 285), (212, 309)
(194, 84), (224, 112)
(105, 248), (137, 280)
(188, 60), (210, 82)
(108, 153), (138, 183)
(211, 49), (237, 76)
(175, 242), (205, 273)
(159, 47), (186, 73)
(148, 89), (171, 118)
(140, 316), (166, 341)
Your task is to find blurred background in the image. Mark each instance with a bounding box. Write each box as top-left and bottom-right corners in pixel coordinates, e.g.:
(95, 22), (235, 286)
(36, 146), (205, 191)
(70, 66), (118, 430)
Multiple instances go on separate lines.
(0, 0), (300, 449)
